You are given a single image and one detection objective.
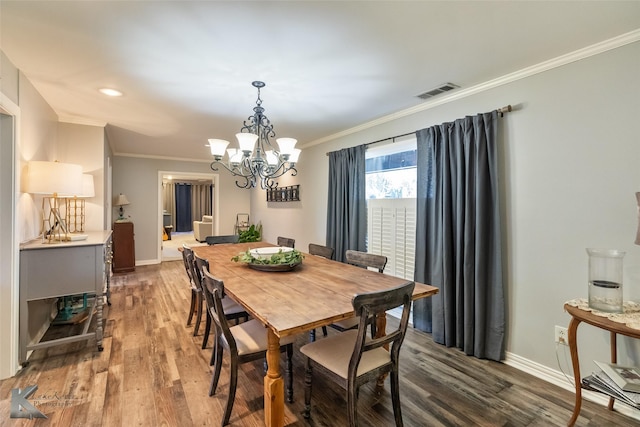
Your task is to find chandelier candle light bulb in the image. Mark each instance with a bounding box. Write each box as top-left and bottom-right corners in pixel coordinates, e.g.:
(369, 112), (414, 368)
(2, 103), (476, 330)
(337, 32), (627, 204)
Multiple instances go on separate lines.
(208, 81), (300, 189)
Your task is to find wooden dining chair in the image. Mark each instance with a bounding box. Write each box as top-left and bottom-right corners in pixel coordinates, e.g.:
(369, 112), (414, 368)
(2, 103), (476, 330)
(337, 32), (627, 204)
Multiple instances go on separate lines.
(327, 250), (389, 337)
(308, 243), (334, 260)
(192, 253), (249, 350)
(306, 243), (335, 341)
(181, 244), (204, 336)
(277, 236), (295, 248)
(300, 281), (415, 427)
(201, 268), (296, 426)
(205, 234), (239, 245)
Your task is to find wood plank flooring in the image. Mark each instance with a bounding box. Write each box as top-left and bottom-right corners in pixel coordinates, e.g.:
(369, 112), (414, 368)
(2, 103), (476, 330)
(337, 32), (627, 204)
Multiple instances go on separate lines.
(1, 261), (638, 426)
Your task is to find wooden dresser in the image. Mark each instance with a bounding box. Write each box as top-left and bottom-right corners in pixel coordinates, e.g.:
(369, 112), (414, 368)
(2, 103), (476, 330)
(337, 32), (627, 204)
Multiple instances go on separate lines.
(112, 221), (135, 273)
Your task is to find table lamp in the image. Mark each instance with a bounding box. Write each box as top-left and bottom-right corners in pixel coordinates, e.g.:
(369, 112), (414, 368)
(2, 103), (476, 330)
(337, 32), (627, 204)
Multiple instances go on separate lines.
(25, 160), (83, 243)
(65, 174), (95, 233)
(114, 193), (130, 221)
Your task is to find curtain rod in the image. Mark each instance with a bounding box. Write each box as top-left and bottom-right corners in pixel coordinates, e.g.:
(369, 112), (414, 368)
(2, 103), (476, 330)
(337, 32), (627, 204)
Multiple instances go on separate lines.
(326, 104), (512, 156)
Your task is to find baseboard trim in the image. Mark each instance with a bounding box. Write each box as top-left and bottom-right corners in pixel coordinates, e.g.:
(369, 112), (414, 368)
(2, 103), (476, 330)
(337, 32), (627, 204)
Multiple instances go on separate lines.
(504, 351), (640, 421)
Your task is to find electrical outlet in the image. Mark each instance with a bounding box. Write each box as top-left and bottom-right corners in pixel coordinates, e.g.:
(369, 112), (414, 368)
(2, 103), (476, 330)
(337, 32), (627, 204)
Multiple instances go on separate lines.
(555, 325), (568, 345)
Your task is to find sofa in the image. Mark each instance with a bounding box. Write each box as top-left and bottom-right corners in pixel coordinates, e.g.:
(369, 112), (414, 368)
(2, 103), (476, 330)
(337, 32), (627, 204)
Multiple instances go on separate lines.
(193, 215), (214, 242)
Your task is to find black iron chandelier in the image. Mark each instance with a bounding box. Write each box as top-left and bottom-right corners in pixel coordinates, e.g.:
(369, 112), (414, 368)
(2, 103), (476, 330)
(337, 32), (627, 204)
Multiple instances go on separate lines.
(208, 81), (300, 190)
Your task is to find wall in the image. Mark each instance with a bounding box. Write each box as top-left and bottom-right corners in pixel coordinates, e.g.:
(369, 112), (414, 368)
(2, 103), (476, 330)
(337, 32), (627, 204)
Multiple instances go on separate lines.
(252, 41), (640, 384)
(58, 122), (107, 232)
(112, 156), (250, 264)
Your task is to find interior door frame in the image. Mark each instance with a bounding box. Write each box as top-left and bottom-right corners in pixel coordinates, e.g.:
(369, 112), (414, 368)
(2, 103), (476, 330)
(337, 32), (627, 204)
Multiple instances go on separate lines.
(156, 171), (219, 261)
(0, 93), (20, 378)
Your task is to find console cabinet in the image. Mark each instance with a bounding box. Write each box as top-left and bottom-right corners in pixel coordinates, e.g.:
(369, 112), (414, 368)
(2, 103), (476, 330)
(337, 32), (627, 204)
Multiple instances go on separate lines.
(112, 221), (135, 273)
(19, 230), (112, 365)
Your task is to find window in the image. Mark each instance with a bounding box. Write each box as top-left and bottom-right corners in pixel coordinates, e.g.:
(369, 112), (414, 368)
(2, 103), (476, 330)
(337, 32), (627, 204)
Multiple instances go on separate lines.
(365, 135), (417, 281)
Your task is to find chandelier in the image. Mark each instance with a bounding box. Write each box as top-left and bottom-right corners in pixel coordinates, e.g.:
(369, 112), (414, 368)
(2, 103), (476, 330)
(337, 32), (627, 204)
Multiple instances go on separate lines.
(208, 81), (300, 190)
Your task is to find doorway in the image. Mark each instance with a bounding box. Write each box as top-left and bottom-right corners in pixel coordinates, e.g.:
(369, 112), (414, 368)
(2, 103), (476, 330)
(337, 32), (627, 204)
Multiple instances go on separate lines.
(157, 171), (219, 262)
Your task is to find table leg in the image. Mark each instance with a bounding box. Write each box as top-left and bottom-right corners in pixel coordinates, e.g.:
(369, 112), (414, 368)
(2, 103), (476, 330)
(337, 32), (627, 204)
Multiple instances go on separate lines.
(567, 316), (582, 427)
(375, 311), (388, 390)
(608, 332), (617, 411)
(264, 328), (284, 427)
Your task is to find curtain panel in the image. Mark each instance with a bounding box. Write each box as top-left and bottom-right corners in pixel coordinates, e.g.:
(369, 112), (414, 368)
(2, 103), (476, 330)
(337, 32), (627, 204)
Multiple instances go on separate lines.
(413, 111), (505, 361)
(326, 145), (367, 263)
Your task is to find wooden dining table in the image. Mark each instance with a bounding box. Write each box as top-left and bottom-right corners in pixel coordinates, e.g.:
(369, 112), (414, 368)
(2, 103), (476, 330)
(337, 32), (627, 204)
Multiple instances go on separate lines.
(192, 242), (438, 427)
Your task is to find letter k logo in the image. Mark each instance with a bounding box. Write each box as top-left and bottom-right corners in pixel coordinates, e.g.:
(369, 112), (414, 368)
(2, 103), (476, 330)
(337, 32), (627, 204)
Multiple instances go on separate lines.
(10, 385), (47, 419)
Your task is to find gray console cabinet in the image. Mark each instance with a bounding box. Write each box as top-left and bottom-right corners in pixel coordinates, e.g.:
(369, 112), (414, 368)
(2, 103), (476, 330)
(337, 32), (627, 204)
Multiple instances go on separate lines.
(19, 230), (112, 365)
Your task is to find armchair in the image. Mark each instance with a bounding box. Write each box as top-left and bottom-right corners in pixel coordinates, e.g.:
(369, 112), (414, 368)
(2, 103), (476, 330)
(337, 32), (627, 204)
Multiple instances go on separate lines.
(193, 215), (213, 242)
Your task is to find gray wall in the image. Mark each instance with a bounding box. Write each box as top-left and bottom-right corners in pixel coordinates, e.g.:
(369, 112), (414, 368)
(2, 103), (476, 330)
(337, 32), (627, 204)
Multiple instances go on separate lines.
(251, 41), (640, 384)
(112, 156), (250, 264)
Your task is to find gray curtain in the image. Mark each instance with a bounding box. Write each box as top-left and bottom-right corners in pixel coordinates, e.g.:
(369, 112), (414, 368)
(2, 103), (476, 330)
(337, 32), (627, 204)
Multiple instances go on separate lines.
(326, 145), (367, 263)
(413, 111), (505, 361)
(191, 183), (212, 223)
(163, 182), (176, 227)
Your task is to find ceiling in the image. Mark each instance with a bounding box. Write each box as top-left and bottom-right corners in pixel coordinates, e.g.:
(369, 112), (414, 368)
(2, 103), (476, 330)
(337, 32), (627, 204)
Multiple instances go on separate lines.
(1, 1), (639, 162)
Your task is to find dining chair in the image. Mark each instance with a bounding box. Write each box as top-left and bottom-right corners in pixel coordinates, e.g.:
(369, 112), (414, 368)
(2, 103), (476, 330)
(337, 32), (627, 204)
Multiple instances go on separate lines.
(205, 234), (239, 245)
(192, 253), (249, 350)
(300, 281), (415, 427)
(327, 250), (389, 337)
(308, 243), (334, 260)
(277, 236), (295, 248)
(201, 268), (296, 426)
(307, 243), (335, 341)
(181, 244), (204, 336)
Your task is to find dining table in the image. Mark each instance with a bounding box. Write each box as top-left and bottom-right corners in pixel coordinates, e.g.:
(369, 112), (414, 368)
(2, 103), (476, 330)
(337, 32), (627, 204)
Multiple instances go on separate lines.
(192, 242), (439, 427)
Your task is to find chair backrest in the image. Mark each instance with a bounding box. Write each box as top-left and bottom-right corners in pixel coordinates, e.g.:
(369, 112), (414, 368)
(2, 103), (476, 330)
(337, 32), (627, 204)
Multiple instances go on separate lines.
(201, 268), (238, 353)
(206, 234), (239, 245)
(277, 236), (295, 248)
(308, 243), (334, 260)
(345, 250), (387, 273)
(191, 252), (210, 293)
(181, 244), (194, 283)
(349, 281), (415, 380)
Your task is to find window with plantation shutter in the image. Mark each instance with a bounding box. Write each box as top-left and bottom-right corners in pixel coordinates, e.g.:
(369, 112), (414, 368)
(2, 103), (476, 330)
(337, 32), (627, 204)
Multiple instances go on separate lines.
(367, 198), (416, 281)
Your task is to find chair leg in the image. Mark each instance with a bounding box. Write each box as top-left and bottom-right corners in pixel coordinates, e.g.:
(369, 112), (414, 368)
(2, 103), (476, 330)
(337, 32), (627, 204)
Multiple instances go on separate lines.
(322, 326), (328, 337)
(202, 311), (211, 349)
(193, 292), (203, 336)
(347, 382), (359, 427)
(186, 289), (196, 326)
(390, 369), (404, 427)
(309, 329), (316, 342)
(303, 358), (313, 419)
(209, 338), (223, 396)
(285, 344), (293, 403)
(222, 356), (239, 426)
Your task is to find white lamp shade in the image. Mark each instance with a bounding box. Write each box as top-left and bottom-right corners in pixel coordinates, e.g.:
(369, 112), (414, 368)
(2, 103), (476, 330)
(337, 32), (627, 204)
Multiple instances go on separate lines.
(227, 148), (243, 164)
(265, 150), (279, 166)
(81, 174), (95, 198)
(236, 133), (258, 153)
(114, 193), (130, 206)
(288, 148), (301, 163)
(26, 161), (83, 196)
(208, 139), (230, 157)
(276, 138), (297, 155)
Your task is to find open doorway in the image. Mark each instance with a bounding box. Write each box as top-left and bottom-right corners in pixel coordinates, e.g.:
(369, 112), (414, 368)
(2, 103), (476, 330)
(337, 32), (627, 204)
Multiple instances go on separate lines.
(157, 171), (219, 262)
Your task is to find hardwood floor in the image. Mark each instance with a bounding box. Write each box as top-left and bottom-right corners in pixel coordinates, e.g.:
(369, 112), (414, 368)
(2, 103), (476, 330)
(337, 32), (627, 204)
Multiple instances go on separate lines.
(1, 261), (638, 426)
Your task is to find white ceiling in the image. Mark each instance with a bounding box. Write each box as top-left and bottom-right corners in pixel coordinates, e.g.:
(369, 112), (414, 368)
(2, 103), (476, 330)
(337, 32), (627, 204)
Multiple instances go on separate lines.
(1, 1), (639, 161)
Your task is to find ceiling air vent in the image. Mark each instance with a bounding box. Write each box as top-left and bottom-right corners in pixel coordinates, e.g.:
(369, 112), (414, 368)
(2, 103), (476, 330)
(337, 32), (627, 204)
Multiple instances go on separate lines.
(417, 83), (459, 100)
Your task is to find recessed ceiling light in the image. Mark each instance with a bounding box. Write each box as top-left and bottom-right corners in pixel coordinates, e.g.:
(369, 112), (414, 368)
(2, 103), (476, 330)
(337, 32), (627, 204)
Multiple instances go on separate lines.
(99, 88), (123, 97)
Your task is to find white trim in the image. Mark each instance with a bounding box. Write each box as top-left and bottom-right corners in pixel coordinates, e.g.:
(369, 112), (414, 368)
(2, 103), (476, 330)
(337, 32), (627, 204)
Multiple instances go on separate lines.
(303, 29), (640, 148)
(504, 350), (640, 421)
(0, 91), (21, 378)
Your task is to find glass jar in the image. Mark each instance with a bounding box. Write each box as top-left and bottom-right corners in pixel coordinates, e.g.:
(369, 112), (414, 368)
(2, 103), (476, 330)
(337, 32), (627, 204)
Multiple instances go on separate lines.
(587, 248), (625, 313)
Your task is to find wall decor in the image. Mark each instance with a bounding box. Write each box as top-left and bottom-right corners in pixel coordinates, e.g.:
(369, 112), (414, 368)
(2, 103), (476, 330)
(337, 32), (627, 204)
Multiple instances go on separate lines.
(267, 185), (300, 202)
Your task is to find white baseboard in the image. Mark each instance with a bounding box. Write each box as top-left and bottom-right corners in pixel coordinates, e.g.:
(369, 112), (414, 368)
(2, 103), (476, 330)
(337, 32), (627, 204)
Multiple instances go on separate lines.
(504, 351), (640, 421)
